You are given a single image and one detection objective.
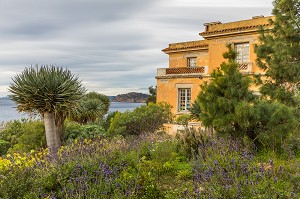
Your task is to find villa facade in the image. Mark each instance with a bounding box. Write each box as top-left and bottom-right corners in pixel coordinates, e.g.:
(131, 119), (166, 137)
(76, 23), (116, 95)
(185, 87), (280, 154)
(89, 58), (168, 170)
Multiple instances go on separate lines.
(156, 16), (273, 115)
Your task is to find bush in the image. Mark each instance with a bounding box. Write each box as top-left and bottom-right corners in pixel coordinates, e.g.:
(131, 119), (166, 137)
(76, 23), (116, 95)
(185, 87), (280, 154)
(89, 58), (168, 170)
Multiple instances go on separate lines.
(0, 133), (181, 198)
(192, 136), (299, 198)
(62, 121), (106, 143)
(175, 114), (191, 127)
(0, 133), (299, 198)
(101, 111), (119, 131)
(176, 128), (211, 160)
(108, 102), (172, 136)
(0, 139), (10, 155)
(0, 119), (46, 154)
(0, 120), (23, 152)
(254, 101), (298, 153)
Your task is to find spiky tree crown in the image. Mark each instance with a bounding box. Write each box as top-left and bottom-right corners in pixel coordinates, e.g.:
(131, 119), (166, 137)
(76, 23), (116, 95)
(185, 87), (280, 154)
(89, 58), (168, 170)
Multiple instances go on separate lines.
(9, 65), (86, 115)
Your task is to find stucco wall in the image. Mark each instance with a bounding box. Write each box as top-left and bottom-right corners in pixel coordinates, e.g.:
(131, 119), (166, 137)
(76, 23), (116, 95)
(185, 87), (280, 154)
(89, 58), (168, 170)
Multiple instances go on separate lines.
(157, 16), (273, 115)
(157, 77), (209, 114)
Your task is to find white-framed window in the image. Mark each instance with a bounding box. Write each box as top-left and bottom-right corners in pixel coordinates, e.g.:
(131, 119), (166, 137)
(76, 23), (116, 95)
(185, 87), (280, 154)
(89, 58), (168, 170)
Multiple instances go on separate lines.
(178, 88), (191, 112)
(235, 43), (250, 63)
(187, 57), (197, 67)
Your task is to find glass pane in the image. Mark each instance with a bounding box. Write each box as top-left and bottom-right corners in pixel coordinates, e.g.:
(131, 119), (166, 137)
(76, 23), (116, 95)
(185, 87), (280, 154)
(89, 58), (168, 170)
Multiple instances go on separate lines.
(235, 43), (249, 63)
(188, 57), (197, 67)
(178, 88), (191, 111)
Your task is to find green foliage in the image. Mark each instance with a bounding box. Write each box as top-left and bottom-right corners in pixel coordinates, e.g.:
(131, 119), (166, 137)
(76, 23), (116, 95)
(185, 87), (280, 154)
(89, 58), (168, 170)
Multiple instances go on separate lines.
(192, 44), (298, 151)
(146, 85), (157, 105)
(254, 101), (297, 152)
(0, 119), (46, 154)
(62, 121), (106, 143)
(254, 0), (300, 154)
(8, 121), (46, 153)
(283, 133), (300, 158)
(192, 136), (299, 198)
(108, 102), (172, 136)
(193, 44), (256, 138)
(189, 101), (202, 120)
(177, 128), (211, 160)
(0, 140), (9, 155)
(70, 92), (110, 124)
(9, 65), (86, 115)
(9, 65), (86, 150)
(0, 167), (35, 199)
(0, 134), (300, 199)
(101, 111), (119, 131)
(0, 120), (23, 153)
(255, 0), (300, 106)
(0, 133), (299, 198)
(175, 114), (191, 127)
(176, 168), (192, 180)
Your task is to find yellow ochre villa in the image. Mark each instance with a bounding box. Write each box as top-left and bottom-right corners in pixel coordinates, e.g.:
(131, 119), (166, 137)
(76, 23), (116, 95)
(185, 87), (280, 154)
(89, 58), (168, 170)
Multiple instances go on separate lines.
(156, 15), (274, 116)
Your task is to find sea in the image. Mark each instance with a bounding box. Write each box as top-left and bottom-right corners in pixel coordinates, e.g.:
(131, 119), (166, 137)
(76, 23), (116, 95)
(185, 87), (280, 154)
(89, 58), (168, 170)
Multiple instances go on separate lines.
(0, 98), (144, 123)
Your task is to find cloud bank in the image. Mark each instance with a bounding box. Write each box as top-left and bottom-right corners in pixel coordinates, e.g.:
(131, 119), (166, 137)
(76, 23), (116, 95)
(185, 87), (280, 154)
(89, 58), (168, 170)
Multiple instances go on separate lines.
(0, 0), (273, 96)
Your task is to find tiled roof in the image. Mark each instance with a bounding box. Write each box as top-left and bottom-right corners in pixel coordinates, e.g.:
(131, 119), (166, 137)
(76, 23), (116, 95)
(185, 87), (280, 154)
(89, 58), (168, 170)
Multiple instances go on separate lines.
(200, 23), (271, 37)
(162, 42), (208, 52)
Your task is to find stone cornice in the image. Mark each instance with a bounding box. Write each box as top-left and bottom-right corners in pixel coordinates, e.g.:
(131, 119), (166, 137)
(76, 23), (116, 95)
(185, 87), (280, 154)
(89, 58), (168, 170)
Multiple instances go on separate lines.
(200, 24), (272, 39)
(156, 74), (211, 79)
(162, 41), (208, 54)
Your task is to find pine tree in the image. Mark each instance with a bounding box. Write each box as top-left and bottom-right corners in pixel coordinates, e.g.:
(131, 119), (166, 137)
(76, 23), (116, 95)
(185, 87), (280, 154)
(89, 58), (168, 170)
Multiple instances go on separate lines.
(192, 44), (257, 138)
(255, 0), (300, 106)
(191, 44), (297, 150)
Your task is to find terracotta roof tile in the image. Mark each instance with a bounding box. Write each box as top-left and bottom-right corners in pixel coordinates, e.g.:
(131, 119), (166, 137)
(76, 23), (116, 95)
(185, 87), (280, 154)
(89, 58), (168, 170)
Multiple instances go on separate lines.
(200, 23), (271, 36)
(162, 43), (208, 52)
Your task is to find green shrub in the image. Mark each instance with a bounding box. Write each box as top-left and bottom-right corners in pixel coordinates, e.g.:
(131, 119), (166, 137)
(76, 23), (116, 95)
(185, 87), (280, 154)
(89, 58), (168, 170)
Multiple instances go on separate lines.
(108, 102), (172, 136)
(282, 133), (300, 158)
(176, 168), (192, 180)
(192, 136), (298, 198)
(101, 111), (119, 131)
(0, 120), (23, 151)
(1, 133), (299, 198)
(176, 128), (211, 160)
(62, 121), (106, 143)
(0, 139), (10, 155)
(0, 119), (46, 154)
(0, 167), (36, 199)
(254, 101), (298, 153)
(175, 114), (191, 127)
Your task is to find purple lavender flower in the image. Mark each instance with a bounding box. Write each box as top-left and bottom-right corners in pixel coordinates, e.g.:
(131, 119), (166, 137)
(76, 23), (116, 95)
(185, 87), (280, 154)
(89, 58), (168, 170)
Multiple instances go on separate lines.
(214, 160), (218, 166)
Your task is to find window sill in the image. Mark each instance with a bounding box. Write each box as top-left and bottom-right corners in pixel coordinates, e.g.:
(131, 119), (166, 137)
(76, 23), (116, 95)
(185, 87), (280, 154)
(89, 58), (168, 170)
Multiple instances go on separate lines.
(176, 111), (191, 115)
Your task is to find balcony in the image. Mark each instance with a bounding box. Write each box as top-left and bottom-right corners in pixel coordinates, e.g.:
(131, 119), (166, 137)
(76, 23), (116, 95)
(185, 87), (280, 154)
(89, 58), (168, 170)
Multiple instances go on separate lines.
(238, 62), (253, 73)
(156, 66), (208, 79)
(156, 63), (252, 79)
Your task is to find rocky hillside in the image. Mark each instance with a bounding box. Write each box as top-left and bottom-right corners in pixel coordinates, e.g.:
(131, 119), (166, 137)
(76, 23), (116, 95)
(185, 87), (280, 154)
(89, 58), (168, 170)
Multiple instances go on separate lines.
(112, 92), (149, 103)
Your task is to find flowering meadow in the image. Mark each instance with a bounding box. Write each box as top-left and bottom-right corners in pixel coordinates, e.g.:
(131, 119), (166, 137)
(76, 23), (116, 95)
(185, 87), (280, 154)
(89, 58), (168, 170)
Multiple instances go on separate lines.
(0, 131), (299, 199)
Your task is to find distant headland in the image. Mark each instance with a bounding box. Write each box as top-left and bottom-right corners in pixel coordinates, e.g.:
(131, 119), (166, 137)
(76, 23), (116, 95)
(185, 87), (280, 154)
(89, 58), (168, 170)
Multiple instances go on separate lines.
(110, 92), (149, 103)
(1, 93), (149, 103)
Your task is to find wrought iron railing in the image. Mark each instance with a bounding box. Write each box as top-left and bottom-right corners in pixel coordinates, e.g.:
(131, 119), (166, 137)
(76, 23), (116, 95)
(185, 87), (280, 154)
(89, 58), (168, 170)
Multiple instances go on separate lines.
(156, 63), (252, 78)
(165, 67), (205, 75)
(238, 62), (252, 72)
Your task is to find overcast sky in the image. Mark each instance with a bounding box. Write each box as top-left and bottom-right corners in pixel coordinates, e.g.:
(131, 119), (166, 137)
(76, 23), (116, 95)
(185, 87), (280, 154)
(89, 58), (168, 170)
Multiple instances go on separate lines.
(0, 0), (274, 97)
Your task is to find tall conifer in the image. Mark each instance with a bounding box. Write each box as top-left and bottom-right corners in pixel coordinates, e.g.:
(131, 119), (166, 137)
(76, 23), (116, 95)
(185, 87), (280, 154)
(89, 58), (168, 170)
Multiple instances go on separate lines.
(192, 44), (256, 138)
(255, 0), (300, 106)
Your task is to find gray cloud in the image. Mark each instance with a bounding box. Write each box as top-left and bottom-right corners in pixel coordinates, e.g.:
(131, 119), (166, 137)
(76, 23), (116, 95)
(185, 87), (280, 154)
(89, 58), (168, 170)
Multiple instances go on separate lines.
(0, 0), (273, 97)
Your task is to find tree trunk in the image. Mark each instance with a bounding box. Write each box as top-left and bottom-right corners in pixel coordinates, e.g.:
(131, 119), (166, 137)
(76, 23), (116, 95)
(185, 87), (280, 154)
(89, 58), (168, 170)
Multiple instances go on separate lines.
(44, 112), (58, 153)
(55, 115), (64, 148)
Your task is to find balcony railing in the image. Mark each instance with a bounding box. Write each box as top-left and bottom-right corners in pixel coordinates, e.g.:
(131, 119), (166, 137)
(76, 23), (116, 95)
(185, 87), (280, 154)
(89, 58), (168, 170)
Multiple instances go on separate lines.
(156, 63), (252, 79)
(156, 66), (208, 79)
(166, 67), (205, 74)
(238, 62), (253, 73)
